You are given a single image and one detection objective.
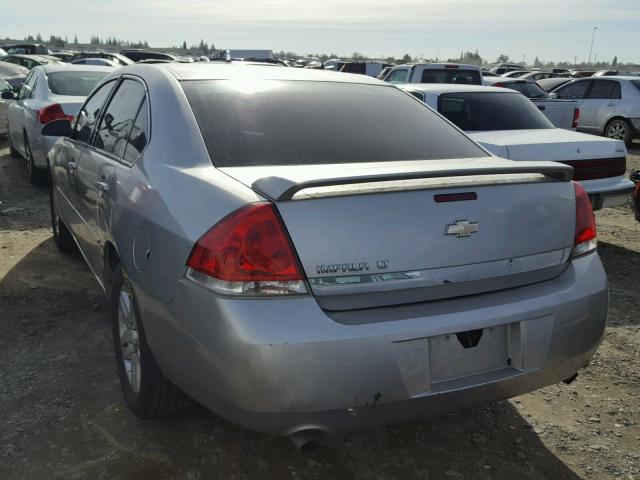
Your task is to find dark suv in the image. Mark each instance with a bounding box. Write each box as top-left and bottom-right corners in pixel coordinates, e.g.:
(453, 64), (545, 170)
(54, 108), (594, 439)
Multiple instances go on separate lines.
(120, 49), (178, 62)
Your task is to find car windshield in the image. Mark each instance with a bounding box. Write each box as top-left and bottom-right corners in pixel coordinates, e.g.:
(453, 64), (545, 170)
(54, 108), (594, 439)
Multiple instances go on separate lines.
(437, 92), (555, 131)
(47, 71), (109, 96)
(182, 80), (487, 167)
(502, 81), (547, 98)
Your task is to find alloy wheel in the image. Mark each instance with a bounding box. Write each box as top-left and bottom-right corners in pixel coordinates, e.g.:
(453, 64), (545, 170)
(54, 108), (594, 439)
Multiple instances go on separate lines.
(118, 285), (142, 393)
(607, 122), (627, 140)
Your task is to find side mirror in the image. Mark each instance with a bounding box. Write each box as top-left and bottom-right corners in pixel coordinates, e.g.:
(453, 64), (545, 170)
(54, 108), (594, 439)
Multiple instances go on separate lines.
(630, 170), (640, 184)
(547, 92), (558, 99)
(42, 119), (72, 137)
(1, 90), (16, 100)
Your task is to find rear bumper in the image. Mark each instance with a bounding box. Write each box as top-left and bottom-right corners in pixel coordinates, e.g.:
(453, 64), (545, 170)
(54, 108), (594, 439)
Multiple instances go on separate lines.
(137, 252), (607, 436)
(581, 176), (634, 210)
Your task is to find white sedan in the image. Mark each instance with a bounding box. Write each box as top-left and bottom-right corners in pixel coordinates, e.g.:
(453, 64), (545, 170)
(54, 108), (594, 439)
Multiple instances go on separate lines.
(400, 83), (635, 209)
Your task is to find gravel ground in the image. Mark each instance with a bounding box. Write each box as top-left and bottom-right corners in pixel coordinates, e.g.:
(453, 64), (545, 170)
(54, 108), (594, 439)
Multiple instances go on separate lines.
(0, 137), (638, 480)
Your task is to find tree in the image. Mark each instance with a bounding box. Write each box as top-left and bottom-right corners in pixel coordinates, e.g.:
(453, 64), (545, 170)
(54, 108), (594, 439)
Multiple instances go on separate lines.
(496, 54), (510, 63)
(73, 35), (78, 45)
(533, 56), (543, 68)
(182, 41), (187, 50)
(612, 55), (618, 67)
(402, 53), (412, 64)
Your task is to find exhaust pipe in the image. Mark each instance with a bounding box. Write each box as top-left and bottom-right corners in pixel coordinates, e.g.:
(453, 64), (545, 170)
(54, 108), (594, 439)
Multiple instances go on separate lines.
(288, 429), (326, 453)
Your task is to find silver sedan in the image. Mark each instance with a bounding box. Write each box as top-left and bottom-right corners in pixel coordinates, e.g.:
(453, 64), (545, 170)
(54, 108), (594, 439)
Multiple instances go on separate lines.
(5, 64), (113, 184)
(44, 63), (607, 449)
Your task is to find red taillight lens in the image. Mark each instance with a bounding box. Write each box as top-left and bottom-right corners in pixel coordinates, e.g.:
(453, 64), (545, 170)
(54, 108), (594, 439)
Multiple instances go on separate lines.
(493, 82), (505, 88)
(36, 103), (74, 124)
(186, 203), (307, 295)
(572, 108), (580, 129)
(572, 181), (597, 257)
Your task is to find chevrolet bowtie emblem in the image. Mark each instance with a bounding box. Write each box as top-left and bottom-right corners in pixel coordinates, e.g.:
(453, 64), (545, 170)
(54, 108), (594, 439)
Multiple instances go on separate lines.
(445, 220), (479, 238)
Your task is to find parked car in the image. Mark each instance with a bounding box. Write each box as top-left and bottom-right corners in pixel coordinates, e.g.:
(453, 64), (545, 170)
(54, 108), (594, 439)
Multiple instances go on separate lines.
(384, 63), (482, 85)
(0, 79), (12, 135)
(0, 48), (7, 57)
(0, 54), (62, 70)
(538, 77), (573, 92)
(3, 65), (113, 184)
(630, 170), (640, 221)
(2, 44), (51, 55)
(43, 64), (607, 448)
(71, 58), (120, 67)
(549, 76), (640, 146)
(553, 68), (572, 76)
(51, 51), (77, 63)
(337, 61), (392, 77)
(400, 84), (633, 209)
(501, 70), (531, 78)
(480, 70), (501, 77)
(0, 61), (29, 91)
(570, 70), (595, 78)
(376, 65), (394, 79)
(520, 71), (561, 81)
(69, 51), (133, 66)
(482, 76), (579, 130)
(489, 63), (526, 75)
(120, 49), (179, 62)
(593, 70), (619, 77)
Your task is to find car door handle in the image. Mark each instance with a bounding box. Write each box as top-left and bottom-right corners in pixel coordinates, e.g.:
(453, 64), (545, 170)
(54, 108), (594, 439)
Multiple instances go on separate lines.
(96, 181), (109, 193)
(607, 102), (616, 106)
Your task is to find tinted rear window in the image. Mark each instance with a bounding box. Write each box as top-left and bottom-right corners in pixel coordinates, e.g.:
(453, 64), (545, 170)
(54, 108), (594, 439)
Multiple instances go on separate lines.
(420, 69), (481, 85)
(182, 80), (487, 167)
(502, 81), (547, 98)
(46, 71), (108, 96)
(438, 92), (554, 131)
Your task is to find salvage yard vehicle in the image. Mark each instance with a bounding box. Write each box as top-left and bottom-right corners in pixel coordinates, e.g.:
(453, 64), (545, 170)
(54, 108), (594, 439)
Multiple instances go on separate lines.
(0, 61), (29, 91)
(489, 63), (526, 75)
(3, 64), (113, 184)
(401, 84), (634, 209)
(482, 76), (580, 130)
(0, 54), (62, 70)
(44, 64), (607, 450)
(383, 63), (482, 85)
(69, 51), (133, 66)
(119, 49), (180, 62)
(0, 79), (12, 135)
(549, 76), (640, 146)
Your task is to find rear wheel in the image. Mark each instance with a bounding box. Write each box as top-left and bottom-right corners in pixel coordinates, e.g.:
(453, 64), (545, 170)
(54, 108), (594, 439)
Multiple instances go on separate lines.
(49, 183), (76, 253)
(111, 266), (187, 418)
(605, 118), (632, 147)
(24, 134), (47, 186)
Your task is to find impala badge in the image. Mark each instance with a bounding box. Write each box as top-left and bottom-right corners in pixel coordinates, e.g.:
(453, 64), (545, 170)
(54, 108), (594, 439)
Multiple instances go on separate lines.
(445, 220), (479, 238)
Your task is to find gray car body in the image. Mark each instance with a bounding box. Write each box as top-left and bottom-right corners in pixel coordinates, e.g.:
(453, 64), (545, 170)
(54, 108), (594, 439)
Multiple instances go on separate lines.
(6, 64), (114, 171)
(47, 63), (608, 436)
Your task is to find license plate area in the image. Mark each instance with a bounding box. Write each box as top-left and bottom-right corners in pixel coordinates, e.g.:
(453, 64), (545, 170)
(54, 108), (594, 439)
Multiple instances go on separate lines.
(429, 325), (509, 384)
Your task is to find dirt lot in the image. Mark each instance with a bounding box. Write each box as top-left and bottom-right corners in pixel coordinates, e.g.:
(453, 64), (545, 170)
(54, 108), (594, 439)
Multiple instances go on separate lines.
(0, 137), (638, 480)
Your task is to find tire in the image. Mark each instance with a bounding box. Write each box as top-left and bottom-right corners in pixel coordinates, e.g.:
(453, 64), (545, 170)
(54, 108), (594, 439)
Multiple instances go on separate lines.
(605, 118), (632, 147)
(49, 183), (76, 253)
(111, 266), (187, 418)
(24, 134), (47, 186)
(7, 130), (19, 158)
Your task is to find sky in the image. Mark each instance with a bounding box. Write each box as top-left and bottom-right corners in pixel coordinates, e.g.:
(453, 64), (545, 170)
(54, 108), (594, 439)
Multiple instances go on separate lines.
(2, 0), (639, 63)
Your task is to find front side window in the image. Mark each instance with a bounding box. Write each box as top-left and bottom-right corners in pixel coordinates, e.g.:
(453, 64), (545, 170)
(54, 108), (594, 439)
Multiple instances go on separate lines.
(587, 80), (621, 99)
(182, 80), (488, 167)
(73, 80), (116, 144)
(385, 69), (409, 84)
(438, 92), (554, 131)
(93, 79), (146, 158)
(555, 80), (590, 99)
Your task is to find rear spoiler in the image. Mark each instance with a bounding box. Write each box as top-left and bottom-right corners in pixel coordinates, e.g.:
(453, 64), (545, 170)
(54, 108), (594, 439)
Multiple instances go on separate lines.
(251, 162), (573, 201)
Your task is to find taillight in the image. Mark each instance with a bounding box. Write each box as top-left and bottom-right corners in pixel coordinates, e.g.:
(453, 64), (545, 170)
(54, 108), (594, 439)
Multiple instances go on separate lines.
(185, 202), (307, 295)
(572, 182), (597, 258)
(493, 82), (505, 88)
(36, 103), (74, 124)
(572, 108), (580, 129)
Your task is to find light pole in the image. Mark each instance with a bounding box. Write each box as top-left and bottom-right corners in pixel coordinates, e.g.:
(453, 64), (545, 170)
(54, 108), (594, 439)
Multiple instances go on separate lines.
(588, 27), (598, 65)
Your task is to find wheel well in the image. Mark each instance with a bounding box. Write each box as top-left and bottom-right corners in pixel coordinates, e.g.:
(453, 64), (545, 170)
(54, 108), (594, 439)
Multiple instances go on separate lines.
(605, 116), (629, 129)
(104, 242), (120, 294)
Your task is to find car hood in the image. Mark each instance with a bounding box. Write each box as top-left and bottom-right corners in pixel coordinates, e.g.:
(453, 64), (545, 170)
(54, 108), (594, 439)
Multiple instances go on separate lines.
(468, 129), (626, 161)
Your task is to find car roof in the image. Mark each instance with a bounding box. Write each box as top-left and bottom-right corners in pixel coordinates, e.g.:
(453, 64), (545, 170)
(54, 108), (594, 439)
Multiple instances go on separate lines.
(398, 84), (514, 94)
(3, 54), (52, 60)
(394, 62), (480, 70)
(38, 64), (115, 74)
(125, 63), (387, 85)
(483, 76), (535, 84)
(596, 75), (640, 81)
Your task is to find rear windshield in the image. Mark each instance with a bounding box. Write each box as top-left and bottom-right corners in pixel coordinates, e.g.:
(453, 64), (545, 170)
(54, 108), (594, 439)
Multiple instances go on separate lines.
(47, 71), (108, 96)
(420, 69), (481, 85)
(182, 80), (487, 167)
(501, 81), (547, 98)
(438, 92), (554, 131)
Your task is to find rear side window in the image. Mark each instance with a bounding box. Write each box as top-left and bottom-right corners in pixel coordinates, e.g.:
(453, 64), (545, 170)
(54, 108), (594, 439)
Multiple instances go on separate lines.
(555, 80), (589, 99)
(46, 71), (108, 96)
(73, 80), (116, 144)
(123, 98), (149, 163)
(182, 80), (488, 167)
(438, 92), (554, 131)
(93, 78), (146, 158)
(587, 80), (621, 99)
(421, 69), (481, 85)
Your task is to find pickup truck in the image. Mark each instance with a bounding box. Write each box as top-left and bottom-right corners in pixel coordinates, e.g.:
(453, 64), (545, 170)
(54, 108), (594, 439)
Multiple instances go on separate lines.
(383, 63), (482, 85)
(400, 83), (635, 210)
(483, 76), (580, 130)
